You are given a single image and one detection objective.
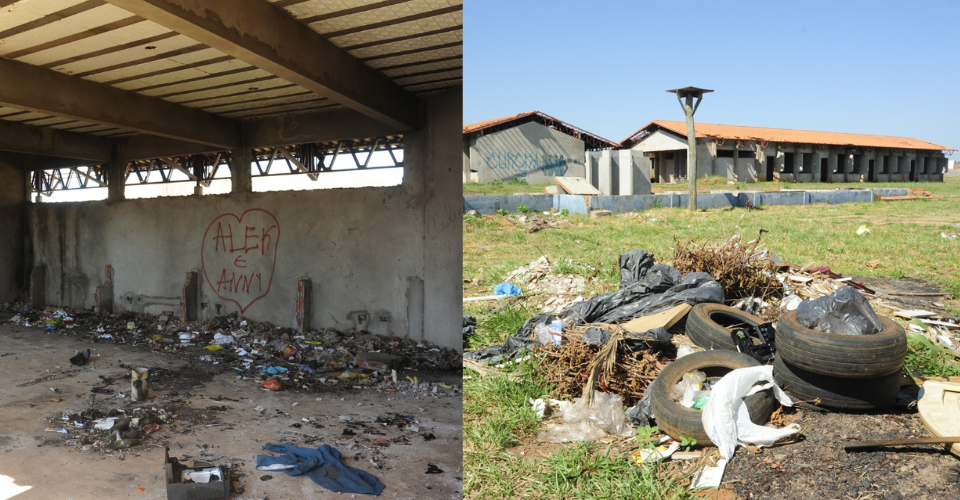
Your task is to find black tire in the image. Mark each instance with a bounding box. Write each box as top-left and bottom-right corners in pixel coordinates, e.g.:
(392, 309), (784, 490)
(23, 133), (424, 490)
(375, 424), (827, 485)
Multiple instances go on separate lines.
(773, 354), (901, 411)
(685, 303), (765, 351)
(650, 350), (775, 443)
(776, 310), (906, 378)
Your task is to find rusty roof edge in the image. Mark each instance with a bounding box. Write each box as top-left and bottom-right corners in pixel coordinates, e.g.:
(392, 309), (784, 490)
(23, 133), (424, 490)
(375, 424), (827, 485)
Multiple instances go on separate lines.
(463, 110), (618, 148)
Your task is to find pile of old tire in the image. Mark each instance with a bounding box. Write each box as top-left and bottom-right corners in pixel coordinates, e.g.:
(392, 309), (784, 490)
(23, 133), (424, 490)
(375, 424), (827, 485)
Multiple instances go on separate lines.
(773, 310), (906, 410)
(650, 350), (775, 442)
(685, 303), (765, 351)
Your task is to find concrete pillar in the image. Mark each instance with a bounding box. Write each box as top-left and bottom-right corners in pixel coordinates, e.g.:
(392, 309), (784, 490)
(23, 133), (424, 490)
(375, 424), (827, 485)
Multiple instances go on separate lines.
(618, 150), (634, 195)
(296, 277), (311, 333)
(598, 150), (613, 195)
(827, 151), (838, 182)
(462, 139), (471, 183)
(94, 265), (114, 314)
(841, 153), (852, 182)
(106, 160), (125, 202)
(774, 152), (785, 178)
(585, 151), (593, 186)
(230, 148), (253, 193)
(0, 154), (26, 303)
(812, 149), (825, 183)
(29, 265), (45, 308)
(180, 271), (198, 323)
(793, 151), (803, 178)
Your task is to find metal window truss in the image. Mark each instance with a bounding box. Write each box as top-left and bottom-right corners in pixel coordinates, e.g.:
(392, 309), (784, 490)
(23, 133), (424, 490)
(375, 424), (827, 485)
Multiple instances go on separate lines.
(251, 136), (404, 180)
(29, 136), (403, 193)
(31, 165), (106, 197)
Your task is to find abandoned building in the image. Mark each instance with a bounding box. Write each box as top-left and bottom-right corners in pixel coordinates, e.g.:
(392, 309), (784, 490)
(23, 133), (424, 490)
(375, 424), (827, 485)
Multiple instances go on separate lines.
(618, 120), (954, 184)
(462, 110), (617, 184)
(0, 0), (463, 497)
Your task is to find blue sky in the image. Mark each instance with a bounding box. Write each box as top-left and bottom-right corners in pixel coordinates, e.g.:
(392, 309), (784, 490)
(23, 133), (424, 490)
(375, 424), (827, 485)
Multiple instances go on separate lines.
(464, 1), (959, 153)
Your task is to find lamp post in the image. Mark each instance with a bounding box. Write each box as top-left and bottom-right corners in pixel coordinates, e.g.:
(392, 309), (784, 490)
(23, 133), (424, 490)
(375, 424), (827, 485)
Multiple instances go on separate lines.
(666, 86), (712, 211)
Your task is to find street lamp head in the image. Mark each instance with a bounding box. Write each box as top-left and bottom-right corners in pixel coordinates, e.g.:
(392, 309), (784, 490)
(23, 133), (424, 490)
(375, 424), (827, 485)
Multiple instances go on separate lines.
(665, 86), (714, 99)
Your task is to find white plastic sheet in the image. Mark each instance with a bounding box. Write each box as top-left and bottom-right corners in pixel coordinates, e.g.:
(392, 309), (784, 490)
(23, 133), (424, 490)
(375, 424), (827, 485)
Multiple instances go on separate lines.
(702, 365), (800, 460)
(540, 391), (636, 443)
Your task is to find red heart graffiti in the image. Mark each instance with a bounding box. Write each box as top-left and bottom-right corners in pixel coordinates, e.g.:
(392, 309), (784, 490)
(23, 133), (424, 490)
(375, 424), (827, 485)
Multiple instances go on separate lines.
(201, 208), (280, 314)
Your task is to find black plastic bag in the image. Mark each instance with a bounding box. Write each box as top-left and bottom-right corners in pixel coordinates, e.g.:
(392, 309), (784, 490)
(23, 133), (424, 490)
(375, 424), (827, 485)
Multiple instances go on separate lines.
(462, 314), (477, 341)
(796, 286), (882, 336)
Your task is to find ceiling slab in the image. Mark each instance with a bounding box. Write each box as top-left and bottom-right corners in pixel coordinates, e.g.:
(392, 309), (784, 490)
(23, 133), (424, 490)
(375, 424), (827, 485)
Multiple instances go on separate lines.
(103, 0), (420, 130)
(0, 56), (239, 148)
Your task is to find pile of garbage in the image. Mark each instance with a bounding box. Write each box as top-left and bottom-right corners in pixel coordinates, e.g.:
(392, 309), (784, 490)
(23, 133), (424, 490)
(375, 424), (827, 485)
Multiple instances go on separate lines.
(501, 255), (593, 311)
(6, 305), (462, 394)
(45, 405), (175, 452)
(466, 229), (960, 474)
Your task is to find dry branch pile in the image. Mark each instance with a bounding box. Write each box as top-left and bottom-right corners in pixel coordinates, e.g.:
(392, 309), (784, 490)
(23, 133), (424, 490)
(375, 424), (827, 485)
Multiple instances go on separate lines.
(538, 327), (662, 408)
(672, 229), (783, 305)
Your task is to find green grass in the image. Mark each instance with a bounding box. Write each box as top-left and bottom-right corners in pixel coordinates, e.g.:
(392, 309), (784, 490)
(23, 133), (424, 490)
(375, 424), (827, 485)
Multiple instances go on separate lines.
(464, 178), (553, 196)
(465, 178), (960, 300)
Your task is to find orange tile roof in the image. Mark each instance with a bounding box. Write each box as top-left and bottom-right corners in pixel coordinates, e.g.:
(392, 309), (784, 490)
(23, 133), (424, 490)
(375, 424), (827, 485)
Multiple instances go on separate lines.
(622, 120), (954, 151)
(463, 110), (617, 148)
(463, 110), (539, 134)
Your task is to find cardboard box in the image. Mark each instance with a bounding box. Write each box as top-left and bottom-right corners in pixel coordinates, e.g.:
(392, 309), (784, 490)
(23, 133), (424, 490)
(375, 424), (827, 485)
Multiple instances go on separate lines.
(164, 447), (230, 500)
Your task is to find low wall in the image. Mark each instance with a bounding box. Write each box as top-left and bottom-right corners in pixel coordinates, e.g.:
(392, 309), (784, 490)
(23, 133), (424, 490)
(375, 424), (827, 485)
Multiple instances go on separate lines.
(464, 189), (889, 214)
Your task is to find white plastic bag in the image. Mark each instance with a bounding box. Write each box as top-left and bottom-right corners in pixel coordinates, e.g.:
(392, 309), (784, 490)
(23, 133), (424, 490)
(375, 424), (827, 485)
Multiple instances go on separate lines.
(540, 391), (636, 443)
(701, 365), (800, 460)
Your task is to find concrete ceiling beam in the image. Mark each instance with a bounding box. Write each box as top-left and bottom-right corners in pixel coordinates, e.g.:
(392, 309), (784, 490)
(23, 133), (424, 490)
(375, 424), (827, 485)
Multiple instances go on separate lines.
(117, 108), (404, 160)
(0, 58), (240, 149)
(103, 0), (420, 131)
(0, 119), (111, 162)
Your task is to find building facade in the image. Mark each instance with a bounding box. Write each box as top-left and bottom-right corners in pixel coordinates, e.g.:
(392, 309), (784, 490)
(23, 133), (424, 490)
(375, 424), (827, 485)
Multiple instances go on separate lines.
(620, 121), (954, 184)
(463, 111), (616, 184)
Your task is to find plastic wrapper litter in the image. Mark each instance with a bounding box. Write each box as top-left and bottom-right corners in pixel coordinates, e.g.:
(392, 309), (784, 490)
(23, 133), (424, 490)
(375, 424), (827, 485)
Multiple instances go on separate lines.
(796, 286), (883, 336)
(540, 391), (636, 443)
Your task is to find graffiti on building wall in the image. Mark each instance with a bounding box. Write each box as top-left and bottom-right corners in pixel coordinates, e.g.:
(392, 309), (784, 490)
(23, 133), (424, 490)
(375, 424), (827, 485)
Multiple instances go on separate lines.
(201, 208), (280, 313)
(484, 151), (574, 178)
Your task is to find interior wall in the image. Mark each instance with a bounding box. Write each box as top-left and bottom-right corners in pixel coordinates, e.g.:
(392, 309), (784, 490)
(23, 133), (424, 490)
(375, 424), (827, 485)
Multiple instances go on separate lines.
(27, 89), (463, 350)
(0, 153), (25, 302)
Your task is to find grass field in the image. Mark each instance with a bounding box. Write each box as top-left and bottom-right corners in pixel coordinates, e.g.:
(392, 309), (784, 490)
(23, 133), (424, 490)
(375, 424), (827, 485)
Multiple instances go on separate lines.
(463, 178), (960, 498)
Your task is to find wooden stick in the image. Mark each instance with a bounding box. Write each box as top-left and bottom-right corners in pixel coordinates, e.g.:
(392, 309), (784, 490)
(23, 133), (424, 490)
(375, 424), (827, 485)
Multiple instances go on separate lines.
(887, 292), (946, 297)
(844, 436), (960, 451)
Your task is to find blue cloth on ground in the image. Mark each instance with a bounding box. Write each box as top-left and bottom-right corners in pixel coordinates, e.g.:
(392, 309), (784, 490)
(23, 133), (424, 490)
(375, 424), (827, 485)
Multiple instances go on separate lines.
(256, 443), (385, 495)
(494, 282), (521, 296)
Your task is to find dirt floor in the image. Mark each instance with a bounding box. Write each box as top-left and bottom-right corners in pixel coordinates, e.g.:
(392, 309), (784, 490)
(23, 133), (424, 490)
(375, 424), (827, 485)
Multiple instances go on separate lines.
(0, 320), (462, 500)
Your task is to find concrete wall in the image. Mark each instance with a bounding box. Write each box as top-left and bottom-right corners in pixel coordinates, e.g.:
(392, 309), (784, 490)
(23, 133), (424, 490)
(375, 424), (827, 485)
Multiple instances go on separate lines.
(0, 154), (25, 302)
(27, 90), (463, 350)
(469, 121), (587, 183)
(584, 150), (652, 195)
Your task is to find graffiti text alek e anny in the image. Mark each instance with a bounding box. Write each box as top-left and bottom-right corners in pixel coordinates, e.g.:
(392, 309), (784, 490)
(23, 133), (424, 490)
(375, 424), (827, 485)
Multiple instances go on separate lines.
(201, 209), (280, 314)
